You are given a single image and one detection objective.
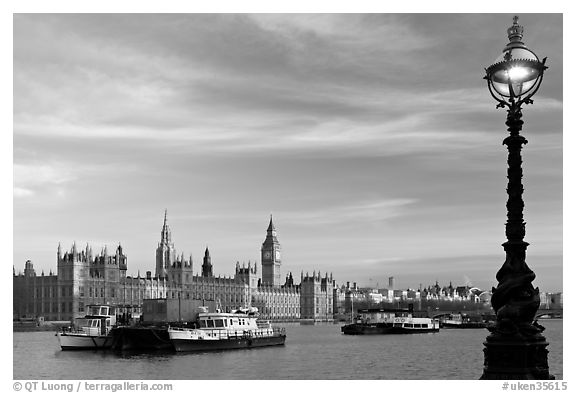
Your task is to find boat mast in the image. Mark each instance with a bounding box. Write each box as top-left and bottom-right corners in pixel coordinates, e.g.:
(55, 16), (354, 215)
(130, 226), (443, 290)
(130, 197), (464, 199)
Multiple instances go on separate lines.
(350, 295), (354, 323)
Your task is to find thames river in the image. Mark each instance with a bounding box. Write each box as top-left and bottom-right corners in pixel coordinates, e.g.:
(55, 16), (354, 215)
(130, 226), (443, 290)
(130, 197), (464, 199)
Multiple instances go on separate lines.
(13, 320), (562, 380)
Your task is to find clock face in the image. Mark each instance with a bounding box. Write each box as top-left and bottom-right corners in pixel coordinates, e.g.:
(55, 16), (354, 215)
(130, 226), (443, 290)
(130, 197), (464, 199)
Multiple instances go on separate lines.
(275, 251), (281, 259)
(264, 251), (271, 259)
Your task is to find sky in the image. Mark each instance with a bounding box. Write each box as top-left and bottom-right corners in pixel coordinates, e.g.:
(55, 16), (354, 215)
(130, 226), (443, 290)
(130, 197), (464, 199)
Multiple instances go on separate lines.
(12, 13), (563, 292)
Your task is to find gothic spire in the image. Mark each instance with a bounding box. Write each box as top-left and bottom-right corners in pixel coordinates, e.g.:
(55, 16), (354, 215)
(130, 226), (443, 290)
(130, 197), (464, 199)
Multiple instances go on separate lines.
(263, 215), (279, 246)
(267, 214), (275, 232)
(160, 209), (171, 244)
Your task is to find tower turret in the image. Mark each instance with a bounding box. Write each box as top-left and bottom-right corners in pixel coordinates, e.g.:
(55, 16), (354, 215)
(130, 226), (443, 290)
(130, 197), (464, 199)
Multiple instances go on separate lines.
(117, 243), (127, 278)
(235, 259), (258, 288)
(155, 209), (175, 278)
(202, 247), (213, 278)
(72, 242), (78, 262)
(261, 215), (281, 286)
(24, 260), (36, 277)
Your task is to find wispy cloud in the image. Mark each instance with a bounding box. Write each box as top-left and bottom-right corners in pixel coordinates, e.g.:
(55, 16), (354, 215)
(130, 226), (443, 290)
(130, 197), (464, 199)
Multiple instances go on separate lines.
(13, 163), (76, 197)
(15, 86), (525, 160)
(250, 14), (439, 52)
(13, 187), (34, 198)
(279, 198), (418, 225)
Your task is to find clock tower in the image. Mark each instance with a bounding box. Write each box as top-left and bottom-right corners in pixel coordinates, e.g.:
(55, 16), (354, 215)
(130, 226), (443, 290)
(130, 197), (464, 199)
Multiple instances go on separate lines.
(261, 215), (281, 286)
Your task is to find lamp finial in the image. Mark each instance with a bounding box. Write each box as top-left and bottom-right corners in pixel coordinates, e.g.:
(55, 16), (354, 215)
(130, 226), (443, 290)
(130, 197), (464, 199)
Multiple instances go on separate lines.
(506, 15), (524, 47)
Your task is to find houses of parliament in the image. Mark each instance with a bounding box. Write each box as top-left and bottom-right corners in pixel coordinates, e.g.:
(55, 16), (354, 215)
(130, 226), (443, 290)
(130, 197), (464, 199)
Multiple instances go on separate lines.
(13, 213), (335, 323)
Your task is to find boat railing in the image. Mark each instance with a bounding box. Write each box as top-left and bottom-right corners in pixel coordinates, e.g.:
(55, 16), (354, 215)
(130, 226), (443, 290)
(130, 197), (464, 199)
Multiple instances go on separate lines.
(272, 327), (286, 336)
(81, 326), (103, 337)
(203, 330), (258, 340)
(169, 326), (285, 340)
(256, 320), (272, 328)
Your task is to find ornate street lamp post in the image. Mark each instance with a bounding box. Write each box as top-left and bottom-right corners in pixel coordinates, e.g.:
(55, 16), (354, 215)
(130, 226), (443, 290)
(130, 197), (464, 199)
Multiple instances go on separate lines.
(481, 16), (553, 380)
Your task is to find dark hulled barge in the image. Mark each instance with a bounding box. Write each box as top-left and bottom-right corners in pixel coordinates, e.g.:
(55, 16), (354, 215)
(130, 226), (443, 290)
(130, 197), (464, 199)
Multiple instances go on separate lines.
(341, 306), (439, 335)
(439, 313), (487, 329)
(110, 325), (174, 351)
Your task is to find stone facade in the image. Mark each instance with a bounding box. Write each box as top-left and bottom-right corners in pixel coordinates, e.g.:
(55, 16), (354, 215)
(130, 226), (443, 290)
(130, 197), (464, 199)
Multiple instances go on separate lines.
(300, 271), (334, 321)
(13, 244), (155, 321)
(13, 261), (59, 321)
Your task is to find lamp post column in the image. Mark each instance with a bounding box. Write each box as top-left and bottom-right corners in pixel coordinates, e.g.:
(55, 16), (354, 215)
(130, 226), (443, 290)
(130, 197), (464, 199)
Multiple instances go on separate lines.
(481, 104), (552, 379)
(481, 16), (553, 380)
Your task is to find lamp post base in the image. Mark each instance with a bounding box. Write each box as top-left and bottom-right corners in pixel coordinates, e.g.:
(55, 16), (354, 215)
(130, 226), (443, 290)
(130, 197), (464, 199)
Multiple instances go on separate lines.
(481, 332), (554, 380)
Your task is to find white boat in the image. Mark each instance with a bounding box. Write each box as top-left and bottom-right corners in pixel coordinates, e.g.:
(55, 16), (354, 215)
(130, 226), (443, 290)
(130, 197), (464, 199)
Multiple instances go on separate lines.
(57, 305), (117, 350)
(168, 307), (286, 352)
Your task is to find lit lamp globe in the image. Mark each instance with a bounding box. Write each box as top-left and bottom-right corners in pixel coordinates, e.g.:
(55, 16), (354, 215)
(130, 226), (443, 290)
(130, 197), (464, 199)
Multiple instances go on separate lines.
(485, 16), (547, 106)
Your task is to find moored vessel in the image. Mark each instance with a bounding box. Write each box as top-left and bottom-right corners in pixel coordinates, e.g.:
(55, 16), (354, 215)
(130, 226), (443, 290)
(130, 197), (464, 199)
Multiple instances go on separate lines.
(341, 306), (439, 335)
(56, 305), (117, 350)
(439, 313), (486, 329)
(168, 307), (286, 352)
(110, 325), (174, 351)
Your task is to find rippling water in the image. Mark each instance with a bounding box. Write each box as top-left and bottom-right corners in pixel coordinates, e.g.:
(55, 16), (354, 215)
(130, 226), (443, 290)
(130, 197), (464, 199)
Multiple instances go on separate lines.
(13, 320), (562, 380)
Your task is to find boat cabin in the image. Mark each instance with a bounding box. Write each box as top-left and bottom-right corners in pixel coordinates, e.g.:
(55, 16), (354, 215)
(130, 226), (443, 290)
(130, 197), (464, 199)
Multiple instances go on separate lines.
(197, 312), (261, 331)
(355, 308), (411, 324)
(73, 305), (117, 336)
(86, 305), (116, 318)
(354, 308), (438, 329)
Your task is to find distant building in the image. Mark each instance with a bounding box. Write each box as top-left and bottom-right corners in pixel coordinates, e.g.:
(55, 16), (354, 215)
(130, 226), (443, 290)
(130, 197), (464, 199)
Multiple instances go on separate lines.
(367, 291), (384, 303)
(254, 216), (304, 321)
(253, 281), (300, 321)
(13, 260), (59, 321)
(342, 282), (363, 312)
(13, 213), (334, 322)
(393, 289), (407, 300)
(333, 285), (346, 314)
(13, 243), (167, 321)
(406, 289), (420, 300)
(378, 288), (394, 303)
(300, 271), (334, 322)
